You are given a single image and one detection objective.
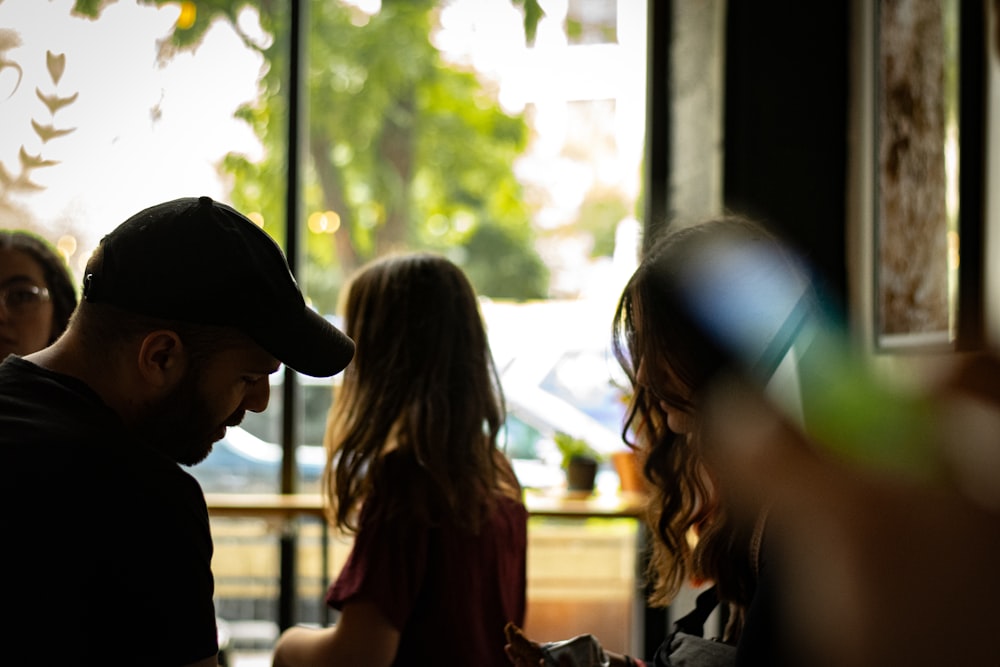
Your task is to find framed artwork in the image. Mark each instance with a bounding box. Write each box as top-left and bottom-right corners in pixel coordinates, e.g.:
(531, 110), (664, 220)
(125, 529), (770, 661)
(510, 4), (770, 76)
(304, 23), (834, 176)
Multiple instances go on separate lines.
(873, 0), (984, 350)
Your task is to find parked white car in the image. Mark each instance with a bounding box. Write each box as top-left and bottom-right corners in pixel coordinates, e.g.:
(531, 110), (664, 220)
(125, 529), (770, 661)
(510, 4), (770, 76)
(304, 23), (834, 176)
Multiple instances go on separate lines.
(191, 299), (629, 493)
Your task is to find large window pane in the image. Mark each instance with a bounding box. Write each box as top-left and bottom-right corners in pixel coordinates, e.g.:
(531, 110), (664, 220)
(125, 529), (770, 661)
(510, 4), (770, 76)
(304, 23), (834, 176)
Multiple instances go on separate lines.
(285, 0), (645, 474)
(286, 0), (648, 660)
(3, 0), (648, 661)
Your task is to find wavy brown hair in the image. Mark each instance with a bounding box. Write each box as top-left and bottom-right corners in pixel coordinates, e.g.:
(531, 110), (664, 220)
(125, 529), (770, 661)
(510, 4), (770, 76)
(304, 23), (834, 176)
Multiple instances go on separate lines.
(612, 216), (782, 639)
(323, 252), (520, 535)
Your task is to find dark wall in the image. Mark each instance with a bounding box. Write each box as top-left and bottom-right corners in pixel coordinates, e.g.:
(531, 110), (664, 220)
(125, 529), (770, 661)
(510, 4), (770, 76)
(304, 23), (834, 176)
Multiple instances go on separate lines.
(723, 1), (850, 309)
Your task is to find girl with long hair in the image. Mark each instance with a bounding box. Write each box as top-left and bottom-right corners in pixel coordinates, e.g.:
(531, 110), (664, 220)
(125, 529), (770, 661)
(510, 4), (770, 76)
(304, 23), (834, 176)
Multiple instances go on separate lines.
(274, 252), (527, 667)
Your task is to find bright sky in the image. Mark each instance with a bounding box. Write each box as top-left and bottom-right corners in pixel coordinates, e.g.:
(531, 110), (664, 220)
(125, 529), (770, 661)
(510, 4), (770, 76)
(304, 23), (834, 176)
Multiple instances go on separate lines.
(0, 0), (265, 272)
(0, 0), (645, 293)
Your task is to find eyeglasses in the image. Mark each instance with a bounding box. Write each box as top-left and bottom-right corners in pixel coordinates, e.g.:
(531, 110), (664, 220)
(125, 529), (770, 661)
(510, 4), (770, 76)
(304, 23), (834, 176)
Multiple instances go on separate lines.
(0, 283), (51, 314)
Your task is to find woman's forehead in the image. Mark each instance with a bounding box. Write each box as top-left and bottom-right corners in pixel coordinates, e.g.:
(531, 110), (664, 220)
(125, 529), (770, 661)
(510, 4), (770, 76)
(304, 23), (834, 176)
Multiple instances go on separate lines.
(0, 248), (46, 286)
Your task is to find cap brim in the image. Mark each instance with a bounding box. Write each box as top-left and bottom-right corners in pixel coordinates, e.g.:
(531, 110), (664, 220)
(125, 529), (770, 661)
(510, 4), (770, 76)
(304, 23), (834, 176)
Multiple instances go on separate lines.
(257, 307), (355, 378)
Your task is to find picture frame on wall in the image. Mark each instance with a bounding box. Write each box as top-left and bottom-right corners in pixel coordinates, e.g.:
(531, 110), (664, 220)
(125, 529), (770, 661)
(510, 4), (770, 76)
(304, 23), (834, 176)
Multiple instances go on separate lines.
(873, 0), (985, 351)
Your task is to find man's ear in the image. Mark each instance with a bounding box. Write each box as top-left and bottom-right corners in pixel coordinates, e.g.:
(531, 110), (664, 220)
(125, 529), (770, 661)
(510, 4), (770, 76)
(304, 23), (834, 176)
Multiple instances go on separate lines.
(136, 330), (187, 391)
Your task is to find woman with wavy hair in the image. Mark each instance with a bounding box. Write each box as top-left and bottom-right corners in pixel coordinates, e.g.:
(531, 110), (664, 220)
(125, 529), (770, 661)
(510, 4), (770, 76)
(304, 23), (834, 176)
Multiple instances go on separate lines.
(611, 217), (773, 644)
(506, 216), (786, 667)
(273, 252), (527, 667)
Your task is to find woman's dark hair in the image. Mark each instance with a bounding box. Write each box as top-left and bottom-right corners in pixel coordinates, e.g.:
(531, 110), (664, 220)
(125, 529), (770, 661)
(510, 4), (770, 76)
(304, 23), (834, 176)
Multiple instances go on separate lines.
(0, 230), (78, 343)
(612, 215), (781, 640)
(324, 252), (519, 535)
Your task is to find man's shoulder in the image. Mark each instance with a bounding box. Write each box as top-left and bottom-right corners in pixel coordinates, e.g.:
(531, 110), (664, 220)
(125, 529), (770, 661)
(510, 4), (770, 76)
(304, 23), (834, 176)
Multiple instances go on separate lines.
(0, 356), (107, 428)
(0, 355), (67, 387)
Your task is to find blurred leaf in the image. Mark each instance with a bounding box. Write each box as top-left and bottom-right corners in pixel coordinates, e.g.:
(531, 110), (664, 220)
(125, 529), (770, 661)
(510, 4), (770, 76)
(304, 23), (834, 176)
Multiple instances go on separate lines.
(0, 28), (23, 52)
(0, 161), (13, 188)
(31, 119), (76, 143)
(1, 28), (24, 100)
(0, 58), (22, 100)
(18, 146), (59, 169)
(70, 0), (121, 19)
(36, 89), (79, 114)
(46, 51), (66, 84)
(11, 171), (45, 192)
(511, 0), (544, 45)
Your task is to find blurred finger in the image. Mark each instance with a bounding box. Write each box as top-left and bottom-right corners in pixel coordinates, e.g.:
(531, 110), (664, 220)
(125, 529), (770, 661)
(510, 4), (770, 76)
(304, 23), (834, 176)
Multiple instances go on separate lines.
(701, 376), (832, 511)
(702, 374), (1000, 666)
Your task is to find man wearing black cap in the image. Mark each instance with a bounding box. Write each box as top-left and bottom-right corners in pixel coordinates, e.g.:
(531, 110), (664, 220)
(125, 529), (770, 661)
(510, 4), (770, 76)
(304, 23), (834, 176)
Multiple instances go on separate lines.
(0, 197), (354, 666)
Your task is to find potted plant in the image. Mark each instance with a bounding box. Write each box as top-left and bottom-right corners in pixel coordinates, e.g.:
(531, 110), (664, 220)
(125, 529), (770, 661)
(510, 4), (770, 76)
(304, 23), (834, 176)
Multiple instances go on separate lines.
(554, 432), (603, 495)
(611, 448), (645, 494)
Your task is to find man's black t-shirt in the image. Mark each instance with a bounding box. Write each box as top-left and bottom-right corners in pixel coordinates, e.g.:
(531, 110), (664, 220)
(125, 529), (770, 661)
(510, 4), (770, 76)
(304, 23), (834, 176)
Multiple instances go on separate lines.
(0, 356), (218, 665)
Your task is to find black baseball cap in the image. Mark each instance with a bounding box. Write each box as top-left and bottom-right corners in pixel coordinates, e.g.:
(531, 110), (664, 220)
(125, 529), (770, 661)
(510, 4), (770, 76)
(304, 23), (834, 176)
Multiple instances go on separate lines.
(82, 196), (355, 377)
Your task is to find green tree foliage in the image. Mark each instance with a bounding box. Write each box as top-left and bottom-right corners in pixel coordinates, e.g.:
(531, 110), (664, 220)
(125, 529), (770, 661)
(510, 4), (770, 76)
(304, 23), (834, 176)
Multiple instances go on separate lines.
(576, 187), (630, 258)
(74, 0), (549, 311)
(461, 221), (548, 300)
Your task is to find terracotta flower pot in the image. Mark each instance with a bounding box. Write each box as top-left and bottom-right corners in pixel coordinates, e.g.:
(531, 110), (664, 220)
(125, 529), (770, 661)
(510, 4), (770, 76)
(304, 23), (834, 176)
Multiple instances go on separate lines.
(611, 450), (644, 493)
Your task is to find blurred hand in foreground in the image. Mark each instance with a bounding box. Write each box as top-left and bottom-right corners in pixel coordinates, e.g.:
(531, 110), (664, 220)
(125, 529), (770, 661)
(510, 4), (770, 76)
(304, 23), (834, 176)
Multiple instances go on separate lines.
(702, 354), (1000, 667)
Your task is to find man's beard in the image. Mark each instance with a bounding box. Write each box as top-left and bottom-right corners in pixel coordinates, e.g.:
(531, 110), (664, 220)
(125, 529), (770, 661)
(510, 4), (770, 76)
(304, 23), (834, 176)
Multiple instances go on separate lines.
(140, 369), (244, 466)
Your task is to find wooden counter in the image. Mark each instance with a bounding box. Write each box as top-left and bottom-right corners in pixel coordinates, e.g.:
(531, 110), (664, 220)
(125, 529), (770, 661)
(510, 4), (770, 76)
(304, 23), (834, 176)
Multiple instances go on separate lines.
(205, 489), (647, 521)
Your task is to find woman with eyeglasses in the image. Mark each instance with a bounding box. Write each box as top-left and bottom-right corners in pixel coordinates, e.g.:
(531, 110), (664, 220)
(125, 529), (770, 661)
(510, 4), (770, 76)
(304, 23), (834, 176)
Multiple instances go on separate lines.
(0, 230), (78, 359)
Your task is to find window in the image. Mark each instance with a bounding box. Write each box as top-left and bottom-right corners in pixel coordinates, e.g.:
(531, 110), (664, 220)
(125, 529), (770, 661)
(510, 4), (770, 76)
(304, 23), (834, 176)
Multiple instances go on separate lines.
(2, 0), (648, 659)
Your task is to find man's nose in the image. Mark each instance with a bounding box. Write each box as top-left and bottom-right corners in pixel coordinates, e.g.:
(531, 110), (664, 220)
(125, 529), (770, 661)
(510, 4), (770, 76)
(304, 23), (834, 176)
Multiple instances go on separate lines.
(243, 379), (270, 413)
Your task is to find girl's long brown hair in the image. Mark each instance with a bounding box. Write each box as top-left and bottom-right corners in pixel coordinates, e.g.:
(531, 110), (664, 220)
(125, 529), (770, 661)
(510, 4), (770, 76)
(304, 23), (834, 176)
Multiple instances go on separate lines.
(612, 216), (778, 638)
(323, 253), (520, 535)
